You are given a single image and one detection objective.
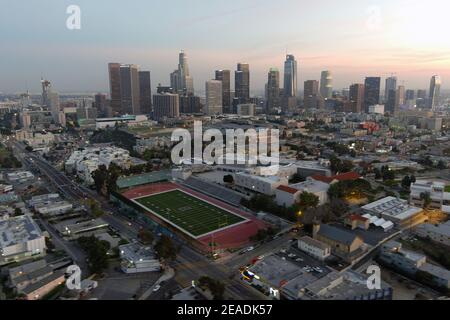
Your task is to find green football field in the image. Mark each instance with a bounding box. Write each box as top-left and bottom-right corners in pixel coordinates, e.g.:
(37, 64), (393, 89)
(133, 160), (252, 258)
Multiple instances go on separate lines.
(133, 190), (246, 237)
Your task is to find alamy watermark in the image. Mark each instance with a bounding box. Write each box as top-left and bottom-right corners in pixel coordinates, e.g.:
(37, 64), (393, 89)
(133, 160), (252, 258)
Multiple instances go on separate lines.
(66, 264), (82, 290)
(366, 265), (381, 290)
(171, 121), (280, 174)
(66, 5), (81, 30)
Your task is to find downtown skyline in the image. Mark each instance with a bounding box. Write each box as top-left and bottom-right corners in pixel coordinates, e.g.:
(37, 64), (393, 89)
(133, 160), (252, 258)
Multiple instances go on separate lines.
(1, 0), (450, 93)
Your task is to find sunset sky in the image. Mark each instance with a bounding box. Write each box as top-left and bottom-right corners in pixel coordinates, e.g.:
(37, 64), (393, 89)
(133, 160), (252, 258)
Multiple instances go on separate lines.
(1, 0), (449, 93)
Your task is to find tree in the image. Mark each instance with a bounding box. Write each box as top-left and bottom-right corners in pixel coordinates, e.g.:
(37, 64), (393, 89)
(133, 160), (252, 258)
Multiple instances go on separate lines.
(197, 276), (225, 300)
(437, 160), (447, 170)
(298, 192), (319, 211)
(420, 192), (432, 209)
(88, 199), (104, 217)
(138, 229), (154, 245)
(381, 166), (395, 181)
(91, 164), (109, 194)
(78, 236), (110, 274)
(401, 175), (412, 189)
(328, 182), (345, 199)
(329, 154), (354, 174)
(223, 175), (234, 184)
(13, 208), (23, 216)
(374, 167), (382, 180)
(154, 235), (177, 261)
(250, 227), (277, 242)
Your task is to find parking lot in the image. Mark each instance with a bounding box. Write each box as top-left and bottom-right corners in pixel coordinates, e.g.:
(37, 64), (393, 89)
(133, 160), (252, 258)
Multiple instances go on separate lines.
(277, 243), (332, 277)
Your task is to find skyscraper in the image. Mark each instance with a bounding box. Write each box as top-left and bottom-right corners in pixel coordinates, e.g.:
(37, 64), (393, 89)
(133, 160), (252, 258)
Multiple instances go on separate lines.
(41, 78), (51, 107)
(139, 71), (152, 115)
(363, 77), (381, 113)
(304, 80), (319, 109)
(205, 80), (223, 115)
(384, 76), (397, 102)
(41, 78), (61, 123)
(405, 90), (415, 101)
(235, 63), (250, 103)
(417, 89), (427, 99)
(94, 93), (107, 116)
(394, 85), (405, 114)
(320, 71), (333, 99)
(284, 54), (297, 97)
(170, 70), (180, 92)
(178, 50), (194, 95)
(266, 68), (280, 113)
(153, 93), (179, 121)
(429, 75), (441, 109)
(119, 64), (141, 115)
(349, 83), (365, 113)
(384, 76), (397, 113)
(109, 63), (147, 115)
(180, 95), (202, 114)
(215, 70), (231, 113)
(108, 63), (122, 114)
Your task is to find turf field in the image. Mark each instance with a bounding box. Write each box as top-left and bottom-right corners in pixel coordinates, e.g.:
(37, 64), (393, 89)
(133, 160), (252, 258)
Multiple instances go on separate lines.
(133, 190), (246, 237)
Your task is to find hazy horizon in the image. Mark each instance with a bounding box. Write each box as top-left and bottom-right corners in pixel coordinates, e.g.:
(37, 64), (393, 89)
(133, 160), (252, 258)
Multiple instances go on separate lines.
(1, 0), (450, 94)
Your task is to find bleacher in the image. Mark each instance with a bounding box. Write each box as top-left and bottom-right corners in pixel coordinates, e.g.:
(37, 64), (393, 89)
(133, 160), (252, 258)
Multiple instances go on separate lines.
(180, 177), (243, 207)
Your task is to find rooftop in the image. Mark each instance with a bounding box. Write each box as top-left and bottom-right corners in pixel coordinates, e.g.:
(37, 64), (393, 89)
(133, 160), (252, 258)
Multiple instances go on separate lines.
(311, 172), (361, 184)
(290, 179), (330, 193)
(119, 243), (157, 262)
(116, 170), (172, 189)
(362, 196), (422, 221)
(0, 215), (44, 248)
(298, 236), (331, 251)
(316, 224), (361, 246)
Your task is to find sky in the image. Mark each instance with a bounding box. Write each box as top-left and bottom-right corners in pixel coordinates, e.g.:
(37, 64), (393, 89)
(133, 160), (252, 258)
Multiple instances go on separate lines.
(1, 0), (450, 94)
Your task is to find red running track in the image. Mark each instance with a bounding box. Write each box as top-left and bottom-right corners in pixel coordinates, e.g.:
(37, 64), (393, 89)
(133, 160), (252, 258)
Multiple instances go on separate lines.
(122, 182), (268, 250)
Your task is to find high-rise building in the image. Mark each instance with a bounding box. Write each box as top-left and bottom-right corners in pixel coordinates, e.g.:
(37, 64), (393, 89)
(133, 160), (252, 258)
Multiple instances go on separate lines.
(157, 85), (175, 94)
(304, 80), (319, 109)
(205, 80), (223, 115)
(417, 89), (427, 99)
(152, 93), (179, 121)
(215, 70), (231, 113)
(41, 79), (51, 107)
(94, 93), (107, 116)
(235, 63), (250, 103)
(394, 85), (405, 113)
(119, 64), (141, 115)
(178, 50), (194, 95)
(363, 77), (381, 113)
(384, 76), (397, 113)
(320, 71), (333, 99)
(284, 54), (297, 98)
(41, 78), (61, 124)
(349, 84), (365, 113)
(108, 63), (122, 114)
(109, 63), (147, 115)
(180, 95), (202, 114)
(429, 75), (441, 109)
(170, 70), (180, 93)
(384, 76), (397, 102)
(405, 90), (415, 101)
(266, 68), (280, 113)
(139, 71), (152, 115)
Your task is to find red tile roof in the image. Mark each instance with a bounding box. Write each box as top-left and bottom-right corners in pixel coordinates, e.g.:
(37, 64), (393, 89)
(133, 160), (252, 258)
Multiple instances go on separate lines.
(348, 215), (368, 222)
(276, 185), (299, 194)
(311, 172), (361, 184)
